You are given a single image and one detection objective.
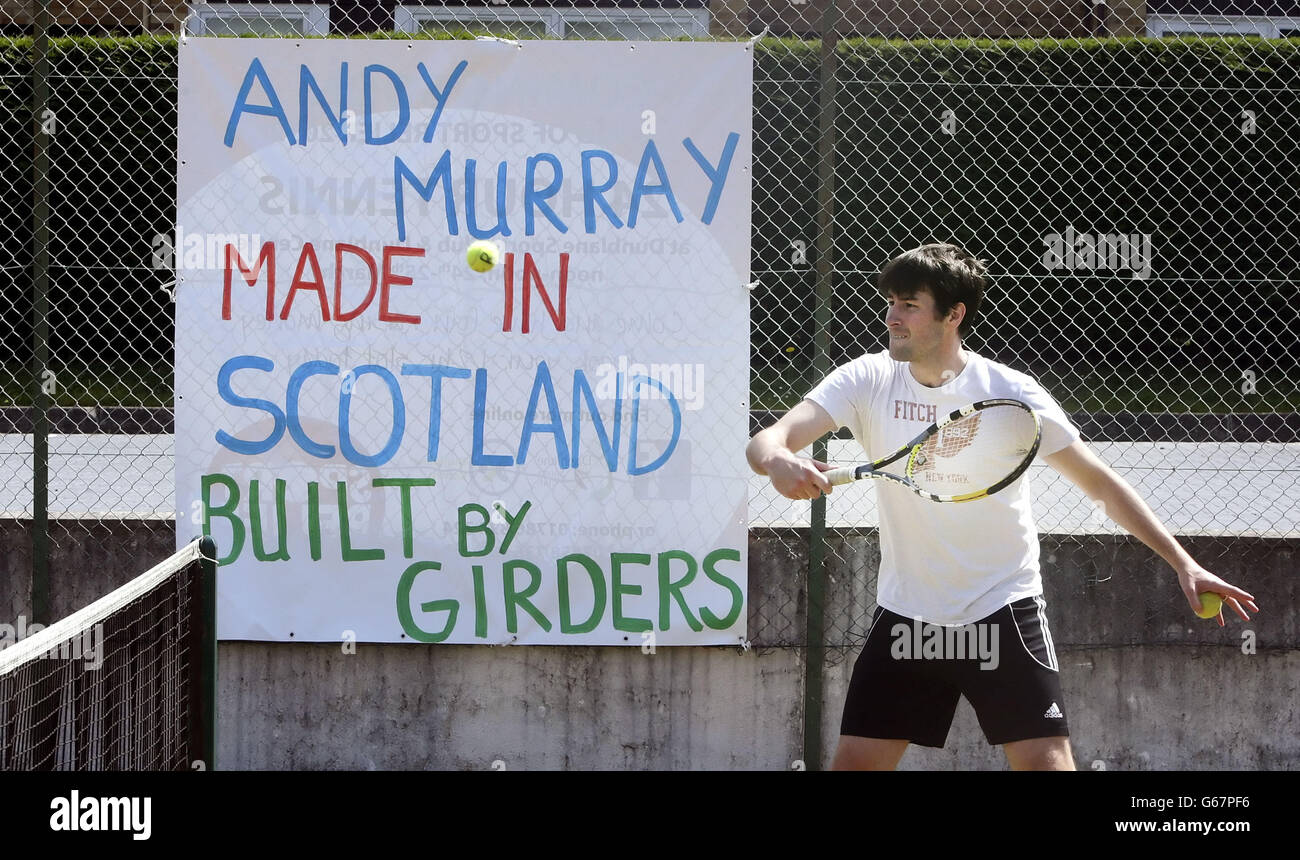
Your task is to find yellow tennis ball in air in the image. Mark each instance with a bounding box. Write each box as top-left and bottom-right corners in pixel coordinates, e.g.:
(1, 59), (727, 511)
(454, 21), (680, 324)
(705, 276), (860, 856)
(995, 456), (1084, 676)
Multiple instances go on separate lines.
(466, 240), (499, 273)
(1194, 592), (1223, 619)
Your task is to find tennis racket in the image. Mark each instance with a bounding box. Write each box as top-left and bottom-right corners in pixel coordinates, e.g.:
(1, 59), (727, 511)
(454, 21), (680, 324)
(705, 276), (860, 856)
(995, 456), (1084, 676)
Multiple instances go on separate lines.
(824, 399), (1041, 502)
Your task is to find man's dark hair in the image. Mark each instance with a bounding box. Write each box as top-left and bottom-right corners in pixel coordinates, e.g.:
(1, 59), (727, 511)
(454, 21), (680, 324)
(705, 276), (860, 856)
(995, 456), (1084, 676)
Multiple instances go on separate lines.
(876, 244), (987, 337)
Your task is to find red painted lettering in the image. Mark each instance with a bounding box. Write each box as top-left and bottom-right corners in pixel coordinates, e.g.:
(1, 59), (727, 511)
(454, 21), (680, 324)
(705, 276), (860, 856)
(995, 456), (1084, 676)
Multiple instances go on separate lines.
(379, 246), (424, 325)
(280, 242), (329, 321)
(520, 252), (569, 334)
(333, 243), (378, 322)
(223, 242), (275, 320)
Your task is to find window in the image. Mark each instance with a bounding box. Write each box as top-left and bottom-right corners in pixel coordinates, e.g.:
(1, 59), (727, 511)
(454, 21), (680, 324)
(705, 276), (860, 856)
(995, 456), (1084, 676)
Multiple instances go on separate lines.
(394, 5), (710, 40)
(187, 3), (331, 37)
(560, 9), (710, 40)
(395, 6), (561, 39)
(1147, 13), (1300, 36)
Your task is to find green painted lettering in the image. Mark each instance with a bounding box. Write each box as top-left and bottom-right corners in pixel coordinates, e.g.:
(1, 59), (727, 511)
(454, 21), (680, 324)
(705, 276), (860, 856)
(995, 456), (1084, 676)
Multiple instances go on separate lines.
(248, 478), (290, 562)
(503, 559), (552, 633)
(657, 549), (702, 632)
(201, 473), (244, 564)
(306, 481), (321, 561)
(700, 548), (743, 630)
(472, 564), (488, 639)
(396, 560), (457, 642)
(558, 553), (606, 634)
(373, 478), (437, 558)
(338, 481), (384, 562)
(496, 500), (531, 555)
(458, 503), (494, 556)
(610, 552), (652, 633)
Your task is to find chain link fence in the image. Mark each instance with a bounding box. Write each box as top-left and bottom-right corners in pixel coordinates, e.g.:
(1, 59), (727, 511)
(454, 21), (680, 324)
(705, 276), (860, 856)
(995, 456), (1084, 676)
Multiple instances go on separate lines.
(747, 15), (1300, 665)
(2, 0), (1296, 727)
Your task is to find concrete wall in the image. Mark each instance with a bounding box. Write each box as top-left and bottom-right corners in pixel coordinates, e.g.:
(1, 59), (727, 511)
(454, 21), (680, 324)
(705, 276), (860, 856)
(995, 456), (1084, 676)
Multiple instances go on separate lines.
(2, 519), (1295, 770)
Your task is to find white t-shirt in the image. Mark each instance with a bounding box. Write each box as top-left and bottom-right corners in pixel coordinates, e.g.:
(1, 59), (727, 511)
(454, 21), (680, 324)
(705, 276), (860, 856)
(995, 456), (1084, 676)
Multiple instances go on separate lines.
(806, 349), (1079, 625)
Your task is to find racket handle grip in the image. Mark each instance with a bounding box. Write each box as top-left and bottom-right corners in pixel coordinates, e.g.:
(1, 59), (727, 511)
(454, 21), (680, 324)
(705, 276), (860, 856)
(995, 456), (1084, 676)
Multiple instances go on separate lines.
(824, 466), (857, 486)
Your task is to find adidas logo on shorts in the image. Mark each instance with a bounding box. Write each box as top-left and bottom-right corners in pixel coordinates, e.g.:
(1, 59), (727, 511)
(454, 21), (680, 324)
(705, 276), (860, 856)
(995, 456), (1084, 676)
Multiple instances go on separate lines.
(1044, 702), (1064, 719)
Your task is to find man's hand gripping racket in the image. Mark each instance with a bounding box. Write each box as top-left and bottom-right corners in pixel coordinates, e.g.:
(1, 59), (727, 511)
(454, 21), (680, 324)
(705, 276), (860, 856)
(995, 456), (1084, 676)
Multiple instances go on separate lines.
(824, 399), (1042, 503)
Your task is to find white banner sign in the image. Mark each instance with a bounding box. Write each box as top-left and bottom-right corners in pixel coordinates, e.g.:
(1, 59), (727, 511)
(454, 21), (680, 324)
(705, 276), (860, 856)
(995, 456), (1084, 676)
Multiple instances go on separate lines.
(175, 38), (752, 645)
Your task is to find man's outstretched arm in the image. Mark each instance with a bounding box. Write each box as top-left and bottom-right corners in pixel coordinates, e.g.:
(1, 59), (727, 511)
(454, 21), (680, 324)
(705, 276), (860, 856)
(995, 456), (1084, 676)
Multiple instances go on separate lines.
(1043, 440), (1260, 625)
(747, 399), (839, 501)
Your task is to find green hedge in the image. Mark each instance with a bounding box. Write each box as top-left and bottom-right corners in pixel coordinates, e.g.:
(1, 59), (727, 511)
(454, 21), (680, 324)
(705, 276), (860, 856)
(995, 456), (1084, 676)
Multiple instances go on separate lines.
(2, 35), (1297, 411)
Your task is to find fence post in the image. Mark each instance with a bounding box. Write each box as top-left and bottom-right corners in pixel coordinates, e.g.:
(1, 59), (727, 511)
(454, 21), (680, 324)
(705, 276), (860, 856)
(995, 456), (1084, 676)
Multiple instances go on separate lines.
(30, 0), (51, 625)
(803, 0), (838, 773)
(199, 536), (219, 771)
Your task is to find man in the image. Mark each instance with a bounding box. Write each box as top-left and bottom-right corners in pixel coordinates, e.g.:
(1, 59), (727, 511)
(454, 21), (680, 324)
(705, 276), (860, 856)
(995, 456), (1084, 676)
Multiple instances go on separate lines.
(746, 243), (1259, 771)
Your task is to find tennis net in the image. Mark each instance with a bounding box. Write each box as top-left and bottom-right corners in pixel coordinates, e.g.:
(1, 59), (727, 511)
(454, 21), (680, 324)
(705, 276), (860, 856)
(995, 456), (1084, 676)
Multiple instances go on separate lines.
(0, 537), (216, 770)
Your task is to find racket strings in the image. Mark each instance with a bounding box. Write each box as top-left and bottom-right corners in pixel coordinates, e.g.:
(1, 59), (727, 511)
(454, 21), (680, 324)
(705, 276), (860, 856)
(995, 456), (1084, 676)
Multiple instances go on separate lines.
(910, 405), (1038, 496)
(917, 412), (982, 463)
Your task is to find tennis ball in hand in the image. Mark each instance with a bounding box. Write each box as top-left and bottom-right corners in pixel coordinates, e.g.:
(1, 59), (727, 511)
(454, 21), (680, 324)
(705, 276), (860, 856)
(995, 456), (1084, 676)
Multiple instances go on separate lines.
(466, 240), (500, 273)
(1194, 592), (1224, 619)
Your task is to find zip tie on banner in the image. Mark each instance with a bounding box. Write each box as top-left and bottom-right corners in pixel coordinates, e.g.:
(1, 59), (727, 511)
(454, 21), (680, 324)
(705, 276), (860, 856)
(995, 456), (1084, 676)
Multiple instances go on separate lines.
(476, 35), (522, 48)
(744, 279), (760, 291)
(746, 26), (770, 46)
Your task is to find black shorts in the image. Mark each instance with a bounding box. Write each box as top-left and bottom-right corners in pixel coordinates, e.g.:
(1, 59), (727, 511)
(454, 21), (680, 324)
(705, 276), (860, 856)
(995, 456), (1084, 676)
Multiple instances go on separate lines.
(840, 596), (1069, 748)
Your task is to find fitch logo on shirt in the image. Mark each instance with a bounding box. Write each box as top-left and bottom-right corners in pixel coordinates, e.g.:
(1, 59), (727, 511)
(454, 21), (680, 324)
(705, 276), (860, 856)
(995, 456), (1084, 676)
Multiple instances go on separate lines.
(893, 400), (937, 423)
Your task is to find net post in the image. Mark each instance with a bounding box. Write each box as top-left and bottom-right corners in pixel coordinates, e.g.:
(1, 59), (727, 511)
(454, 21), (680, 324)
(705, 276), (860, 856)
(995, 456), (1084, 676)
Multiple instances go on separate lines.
(30, 0), (51, 626)
(199, 536), (218, 771)
(803, 0), (839, 774)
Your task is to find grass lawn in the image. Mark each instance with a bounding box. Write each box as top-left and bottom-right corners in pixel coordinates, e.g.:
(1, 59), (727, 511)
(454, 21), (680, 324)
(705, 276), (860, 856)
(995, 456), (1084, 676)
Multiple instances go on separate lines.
(0, 363), (171, 409)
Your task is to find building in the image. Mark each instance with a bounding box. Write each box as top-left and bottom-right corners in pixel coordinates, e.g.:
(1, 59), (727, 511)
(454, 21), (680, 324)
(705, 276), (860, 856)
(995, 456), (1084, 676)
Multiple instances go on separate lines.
(5, 1), (1298, 42)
